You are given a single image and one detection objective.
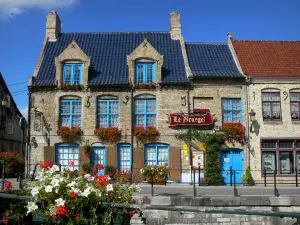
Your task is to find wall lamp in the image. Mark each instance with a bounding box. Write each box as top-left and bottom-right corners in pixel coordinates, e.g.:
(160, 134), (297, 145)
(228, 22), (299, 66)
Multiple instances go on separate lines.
(249, 109), (256, 133)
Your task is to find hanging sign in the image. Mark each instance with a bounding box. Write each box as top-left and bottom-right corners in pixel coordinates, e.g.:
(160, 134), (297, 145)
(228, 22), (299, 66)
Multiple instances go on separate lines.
(169, 112), (213, 127)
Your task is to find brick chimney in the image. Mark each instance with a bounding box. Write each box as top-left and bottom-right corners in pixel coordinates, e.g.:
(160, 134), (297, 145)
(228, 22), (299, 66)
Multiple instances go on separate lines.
(170, 12), (182, 40)
(46, 10), (61, 42)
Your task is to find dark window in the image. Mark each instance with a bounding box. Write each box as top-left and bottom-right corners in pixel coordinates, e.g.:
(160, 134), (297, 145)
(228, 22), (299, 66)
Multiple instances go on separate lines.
(296, 141), (300, 149)
(262, 140), (277, 148)
(290, 93), (300, 120)
(279, 151), (294, 174)
(262, 151), (276, 174)
(279, 141), (293, 149)
(262, 92), (281, 120)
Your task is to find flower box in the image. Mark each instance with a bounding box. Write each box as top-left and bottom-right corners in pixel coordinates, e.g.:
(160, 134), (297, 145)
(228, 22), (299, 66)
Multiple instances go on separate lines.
(0, 151), (25, 177)
(134, 126), (159, 144)
(141, 164), (169, 184)
(134, 82), (156, 90)
(59, 84), (84, 91)
(57, 126), (81, 143)
(221, 122), (245, 145)
(94, 127), (122, 144)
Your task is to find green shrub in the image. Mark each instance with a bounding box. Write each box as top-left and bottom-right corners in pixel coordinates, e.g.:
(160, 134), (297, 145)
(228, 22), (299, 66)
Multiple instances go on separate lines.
(242, 167), (255, 186)
(82, 162), (92, 174)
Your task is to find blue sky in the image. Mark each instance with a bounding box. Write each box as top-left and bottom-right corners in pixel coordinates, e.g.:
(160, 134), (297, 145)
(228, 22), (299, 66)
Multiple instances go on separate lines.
(0, 0), (299, 116)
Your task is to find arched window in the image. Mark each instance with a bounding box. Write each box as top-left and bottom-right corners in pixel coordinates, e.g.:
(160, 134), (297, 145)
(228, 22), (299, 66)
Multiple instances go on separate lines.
(134, 98), (156, 127)
(59, 96), (81, 127)
(97, 96), (119, 128)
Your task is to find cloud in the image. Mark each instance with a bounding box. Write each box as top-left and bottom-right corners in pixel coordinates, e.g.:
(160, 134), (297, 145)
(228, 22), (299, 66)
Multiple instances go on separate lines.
(0, 0), (79, 20)
(20, 105), (28, 120)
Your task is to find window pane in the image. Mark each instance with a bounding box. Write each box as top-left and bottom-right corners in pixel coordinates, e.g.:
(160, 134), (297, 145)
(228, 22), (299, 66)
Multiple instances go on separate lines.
(158, 146), (169, 164)
(145, 146), (156, 165)
(60, 116), (70, 126)
(146, 64), (153, 83)
(279, 151), (293, 174)
(146, 100), (156, 113)
(135, 100), (144, 114)
(119, 145), (131, 171)
(223, 111), (230, 122)
(222, 99), (230, 110)
(232, 111), (241, 122)
(64, 65), (72, 83)
(291, 103), (300, 119)
(99, 101), (108, 114)
(272, 103), (281, 119)
(99, 116), (107, 128)
(262, 103), (271, 119)
(72, 101), (81, 114)
(137, 64), (144, 83)
(262, 93), (280, 101)
(73, 65), (81, 84)
(109, 115), (118, 127)
(135, 115), (144, 126)
(109, 101), (119, 114)
(262, 140), (276, 148)
(146, 115), (156, 126)
(72, 116), (81, 127)
(279, 141), (293, 148)
(93, 148), (105, 165)
(262, 152), (276, 174)
(297, 141), (300, 149)
(290, 93), (300, 101)
(296, 152), (300, 172)
(57, 145), (79, 171)
(61, 101), (71, 114)
(232, 99), (240, 110)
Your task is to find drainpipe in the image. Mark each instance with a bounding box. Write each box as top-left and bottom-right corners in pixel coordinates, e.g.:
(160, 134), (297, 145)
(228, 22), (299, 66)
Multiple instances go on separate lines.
(244, 77), (250, 168)
(187, 85), (193, 184)
(130, 88), (134, 170)
(27, 89), (31, 178)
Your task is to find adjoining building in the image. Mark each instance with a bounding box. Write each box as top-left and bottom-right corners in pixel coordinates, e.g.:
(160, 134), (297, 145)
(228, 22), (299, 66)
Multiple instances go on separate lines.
(230, 34), (300, 182)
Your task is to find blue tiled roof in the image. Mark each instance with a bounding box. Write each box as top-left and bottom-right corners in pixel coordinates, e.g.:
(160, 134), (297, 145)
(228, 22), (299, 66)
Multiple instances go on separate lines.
(186, 43), (243, 77)
(34, 32), (188, 86)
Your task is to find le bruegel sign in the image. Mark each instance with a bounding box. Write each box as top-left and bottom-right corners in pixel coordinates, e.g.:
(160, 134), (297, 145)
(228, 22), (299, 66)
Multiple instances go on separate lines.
(169, 113), (213, 127)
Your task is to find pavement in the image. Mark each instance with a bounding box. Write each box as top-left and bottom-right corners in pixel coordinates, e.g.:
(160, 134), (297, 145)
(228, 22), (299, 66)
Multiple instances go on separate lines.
(2, 178), (300, 197)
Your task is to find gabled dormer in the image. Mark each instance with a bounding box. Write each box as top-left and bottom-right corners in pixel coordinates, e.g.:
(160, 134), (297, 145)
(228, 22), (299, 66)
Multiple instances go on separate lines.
(127, 38), (164, 86)
(55, 39), (91, 86)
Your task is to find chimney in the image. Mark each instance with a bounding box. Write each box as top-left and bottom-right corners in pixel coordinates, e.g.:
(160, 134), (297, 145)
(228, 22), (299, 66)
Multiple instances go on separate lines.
(46, 10), (61, 42)
(170, 12), (182, 40)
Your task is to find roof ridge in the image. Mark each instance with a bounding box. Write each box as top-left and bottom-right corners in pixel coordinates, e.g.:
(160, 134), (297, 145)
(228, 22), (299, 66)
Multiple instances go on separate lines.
(234, 39), (300, 43)
(61, 31), (170, 34)
(186, 42), (227, 45)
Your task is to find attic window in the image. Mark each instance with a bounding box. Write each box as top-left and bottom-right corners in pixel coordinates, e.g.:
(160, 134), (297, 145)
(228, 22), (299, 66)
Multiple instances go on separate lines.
(62, 64), (83, 84)
(135, 62), (156, 83)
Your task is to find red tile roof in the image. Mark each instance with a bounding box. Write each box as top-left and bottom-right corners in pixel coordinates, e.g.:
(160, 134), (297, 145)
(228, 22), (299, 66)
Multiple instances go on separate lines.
(232, 39), (300, 77)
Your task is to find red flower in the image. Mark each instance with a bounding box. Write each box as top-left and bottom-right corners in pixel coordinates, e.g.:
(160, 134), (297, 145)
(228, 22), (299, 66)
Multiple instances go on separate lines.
(75, 216), (80, 221)
(51, 215), (57, 219)
(129, 210), (135, 216)
(97, 174), (108, 188)
(40, 161), (53, 169)
(70, 192), (78, 199)
(69, 160), (75, 166)
(2, 213), (8, 224)
(98, 164), (104, 171)
(57, 206), (68, 215)
(4, 181), (11, 191)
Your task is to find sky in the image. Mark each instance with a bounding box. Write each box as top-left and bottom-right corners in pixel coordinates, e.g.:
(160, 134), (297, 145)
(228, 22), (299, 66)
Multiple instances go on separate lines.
(0, 0), (300, 117)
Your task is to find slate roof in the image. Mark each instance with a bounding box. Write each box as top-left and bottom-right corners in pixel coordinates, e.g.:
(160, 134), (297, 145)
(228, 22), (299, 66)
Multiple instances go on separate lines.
(185, 42), (243, 78)
(232, 40), (300, 77)
(34, 32), (189, 86)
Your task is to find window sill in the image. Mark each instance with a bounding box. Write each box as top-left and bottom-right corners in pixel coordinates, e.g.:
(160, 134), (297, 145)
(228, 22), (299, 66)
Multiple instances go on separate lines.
(292, 120), (300, 125)
(263, 120), (283, 125)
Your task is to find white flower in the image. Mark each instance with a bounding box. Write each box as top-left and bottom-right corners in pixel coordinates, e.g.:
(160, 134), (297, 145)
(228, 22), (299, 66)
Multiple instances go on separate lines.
(135, 185), (141, 193)
(50, 165), (60, 173)
(84, 174), (94, 181)
(140, 168), (144, 173)
(55, 188), (59, 194)
(49, 206), (56, 215)
(26, 201), (38, 215)
(55, 198), (65, 206)
(106, 184), (113, 192)
(45, 185), (53, 193)
(80, 187), (91, 197)
(95, 189), (102, 197)
(31, 187), (40, 197)
(108, 176), (111, 181)
(70, 187), (80, 193)
(51, 178), (60, 187)
(67, 181), (77, 187)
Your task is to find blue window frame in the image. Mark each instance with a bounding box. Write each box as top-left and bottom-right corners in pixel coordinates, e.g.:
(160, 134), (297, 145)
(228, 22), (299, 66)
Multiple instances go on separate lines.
(63, 64), (83, 84)
(222, 98), (242, 123)
(134, 99), (156, 127)
(56, 144), (79, 171)
(135, 62), (156, 83)
(97, 100), (119, 128)
(92, 146), (106, 175)
(144, 144), (169, 166)
(60, 99), (81, 127)
(118, 144), (132, 171)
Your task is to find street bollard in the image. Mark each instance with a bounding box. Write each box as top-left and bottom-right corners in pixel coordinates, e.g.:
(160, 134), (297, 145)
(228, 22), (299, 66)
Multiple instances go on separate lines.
(264, 167), (267, 187)
(274, 171), (279, 197)
(198, 165), (201, 187)
(151, 177), (154, 197)
(59, 164), (62, 172)
(233, 170), (238, 197)
(296, 167), (298, 187)
(230, 167), (233, 186)
(193, 168), (196, 197)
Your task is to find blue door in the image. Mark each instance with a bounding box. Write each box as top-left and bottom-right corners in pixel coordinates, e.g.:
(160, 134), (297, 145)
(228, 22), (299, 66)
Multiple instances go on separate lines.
(92, 147), (106, 175)
(220, 148), (244, 184)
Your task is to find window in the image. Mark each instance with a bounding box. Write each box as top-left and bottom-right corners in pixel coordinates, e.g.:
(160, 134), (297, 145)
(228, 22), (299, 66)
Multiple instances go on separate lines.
(118, 144), (131, 171)
(92, 147), (106, 175)
(144, 144), (169, 166)
(56, 144), (79, 171)
(222, 98), (242, 122)
(135, 62), (156, 83)
(262, 92), (281, 120)
(290, 93), (300, 120)
(134, 99), (156, 127)
(97, 100), (119, 128)
(262, 139), (300, 175)
(63, 64), (83, 84)
(60, 99), (81, 127)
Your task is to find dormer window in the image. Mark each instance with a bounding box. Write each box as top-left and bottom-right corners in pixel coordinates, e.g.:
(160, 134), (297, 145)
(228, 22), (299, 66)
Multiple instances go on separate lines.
(63, 64), (83, 84)
(136, 62), (156, 83)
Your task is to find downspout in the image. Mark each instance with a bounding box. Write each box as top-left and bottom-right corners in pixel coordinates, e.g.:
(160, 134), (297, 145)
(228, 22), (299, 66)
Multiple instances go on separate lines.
(27, 88), (31, 178)
(244, 77), (250, 168)
(130, 88), (134, 172)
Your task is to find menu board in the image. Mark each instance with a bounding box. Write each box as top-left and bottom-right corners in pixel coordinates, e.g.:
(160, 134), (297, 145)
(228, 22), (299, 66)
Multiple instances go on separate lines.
(280, 152), (291, 174)
(262, 152), (276, 173)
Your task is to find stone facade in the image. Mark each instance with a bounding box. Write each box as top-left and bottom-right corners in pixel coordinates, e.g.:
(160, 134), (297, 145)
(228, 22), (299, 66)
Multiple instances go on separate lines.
(248, 78), (300, 181)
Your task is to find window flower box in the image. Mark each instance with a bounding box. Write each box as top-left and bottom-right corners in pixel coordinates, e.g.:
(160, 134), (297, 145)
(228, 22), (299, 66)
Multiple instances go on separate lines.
(221, 122), (245, 145)
(134, 126), (159, 144)
(134, 82), (156, 90)
(59, 83), (84, 91)
(0, 151), (25, 177)
(94, 127), (122, 144)
(57, 126), (81, 143)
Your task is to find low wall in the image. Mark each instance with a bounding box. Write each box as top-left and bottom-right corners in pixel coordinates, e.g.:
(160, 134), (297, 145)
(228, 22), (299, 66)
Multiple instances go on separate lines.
(131, 196), (300, 225)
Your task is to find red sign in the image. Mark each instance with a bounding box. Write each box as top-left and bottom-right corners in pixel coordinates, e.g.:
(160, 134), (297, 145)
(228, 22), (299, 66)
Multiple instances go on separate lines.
(169, 113), (213, 127)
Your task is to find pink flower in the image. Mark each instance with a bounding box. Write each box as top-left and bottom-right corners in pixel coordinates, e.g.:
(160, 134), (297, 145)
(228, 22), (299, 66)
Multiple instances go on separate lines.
(69, 160), (75, 166)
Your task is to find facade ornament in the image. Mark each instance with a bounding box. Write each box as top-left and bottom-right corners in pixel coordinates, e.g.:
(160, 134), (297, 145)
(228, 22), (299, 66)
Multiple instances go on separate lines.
(84, 95), (92, 108)
(181, 96), (186, 106)
(283, 91), (288, 100)
(123, 95), (130, 104)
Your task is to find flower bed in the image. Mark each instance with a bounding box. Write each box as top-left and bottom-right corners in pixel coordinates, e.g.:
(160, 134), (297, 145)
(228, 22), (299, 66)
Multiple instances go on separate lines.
(221, 122), (245, 145)
(140, 163), (169, 184)
(0, 151), (25, 177)
(57, 126), (81, 143)
(94, 127), (122, 144)
(134, 82), (156, 90)
(3, 162), (141, 224)
(134, 126), (159, 144)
